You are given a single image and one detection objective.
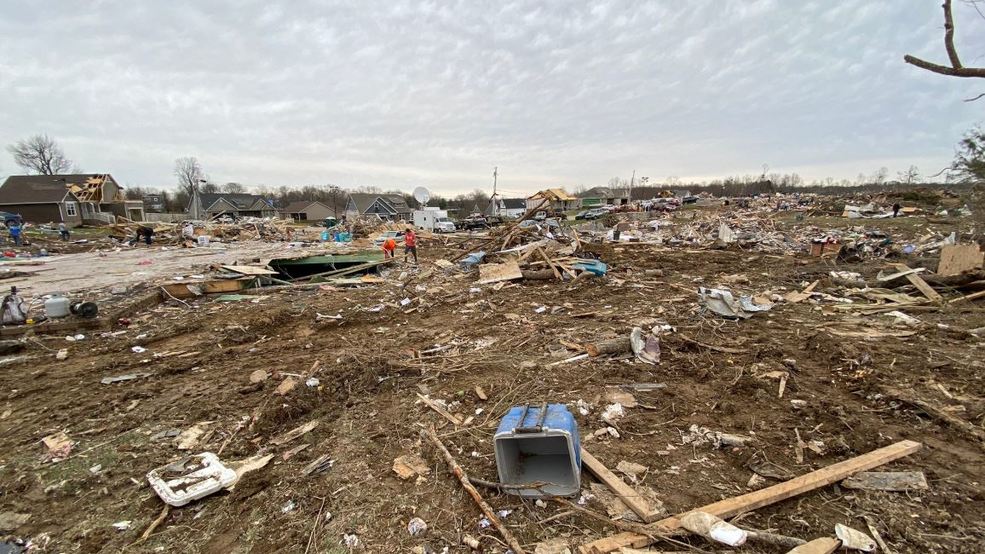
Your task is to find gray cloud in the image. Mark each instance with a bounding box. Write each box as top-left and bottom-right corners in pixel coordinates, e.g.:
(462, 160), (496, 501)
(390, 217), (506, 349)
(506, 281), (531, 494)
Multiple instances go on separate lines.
(1, 0), (982, 195)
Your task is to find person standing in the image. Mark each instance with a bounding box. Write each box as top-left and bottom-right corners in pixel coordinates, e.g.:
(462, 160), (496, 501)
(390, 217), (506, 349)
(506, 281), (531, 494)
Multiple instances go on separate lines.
(892, 202), (901, 218)
(8, 222), (22, 247)
(403, 228), (418, 264)
(58, 222), (70, 241)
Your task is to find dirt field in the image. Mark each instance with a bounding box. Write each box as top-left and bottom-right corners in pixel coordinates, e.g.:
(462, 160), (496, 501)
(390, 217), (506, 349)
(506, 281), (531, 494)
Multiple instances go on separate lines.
(0, 204), (983, 553)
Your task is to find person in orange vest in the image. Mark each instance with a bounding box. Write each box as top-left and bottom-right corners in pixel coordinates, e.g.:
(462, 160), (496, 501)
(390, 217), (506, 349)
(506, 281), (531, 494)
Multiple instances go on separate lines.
(404, 228), (418, 264)
(382, 236), (397, 259)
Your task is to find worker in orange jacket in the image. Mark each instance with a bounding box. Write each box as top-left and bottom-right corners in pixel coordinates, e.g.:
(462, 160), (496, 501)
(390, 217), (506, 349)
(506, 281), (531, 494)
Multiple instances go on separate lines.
(382, 236), (397, 259)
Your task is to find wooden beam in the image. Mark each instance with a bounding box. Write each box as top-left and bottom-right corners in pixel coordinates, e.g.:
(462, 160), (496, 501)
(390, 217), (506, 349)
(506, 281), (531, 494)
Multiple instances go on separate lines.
(579, 440), (921, 553)
(891, 263), (942, 302)
(950, 288), (985, 304)
(416, 393), (462, 426)
(580, 448), (662, 523)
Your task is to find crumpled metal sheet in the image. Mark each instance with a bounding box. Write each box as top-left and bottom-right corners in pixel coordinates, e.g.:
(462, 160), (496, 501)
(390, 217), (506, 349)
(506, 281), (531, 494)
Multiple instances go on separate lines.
(699, 287), (772, 319)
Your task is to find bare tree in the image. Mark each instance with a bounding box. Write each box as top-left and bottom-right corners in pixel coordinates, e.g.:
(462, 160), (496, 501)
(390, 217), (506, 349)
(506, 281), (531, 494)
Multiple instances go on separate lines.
(904, 0), (985, 89)
(326, 185), (345, 217)
(174, 157), (204, 196)
(222, 182), (246, 193)
(897, 165), (921, 184)
(7, 134), (75, 174)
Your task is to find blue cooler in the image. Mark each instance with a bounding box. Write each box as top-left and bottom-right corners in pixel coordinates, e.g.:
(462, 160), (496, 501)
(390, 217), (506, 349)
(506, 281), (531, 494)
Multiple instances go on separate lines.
(494, 403), (581, 497)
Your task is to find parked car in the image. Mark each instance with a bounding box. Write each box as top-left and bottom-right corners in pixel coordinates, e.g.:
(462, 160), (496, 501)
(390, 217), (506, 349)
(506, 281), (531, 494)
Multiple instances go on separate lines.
(458, 216), (489, 230)
(574, 210), (590, 220)
(583, 208), (607, 220)
(0, 212), (23, 227)
(434, 217), (456, 233)
(373, 230), (405, 246)
(519, 218), (561, 231)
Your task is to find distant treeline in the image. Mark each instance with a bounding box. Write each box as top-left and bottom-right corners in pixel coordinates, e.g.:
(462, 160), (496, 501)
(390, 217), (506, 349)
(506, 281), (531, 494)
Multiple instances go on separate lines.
(627, 180), (979, 200)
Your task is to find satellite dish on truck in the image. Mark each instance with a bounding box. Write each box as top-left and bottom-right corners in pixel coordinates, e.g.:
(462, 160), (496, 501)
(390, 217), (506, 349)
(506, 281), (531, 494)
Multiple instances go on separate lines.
(413, 186), (430, 206)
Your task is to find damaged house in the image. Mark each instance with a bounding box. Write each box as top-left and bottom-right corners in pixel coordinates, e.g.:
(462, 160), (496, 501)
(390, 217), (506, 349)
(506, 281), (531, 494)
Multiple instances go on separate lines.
(344, 193), (413, 221)
(0, 173), (145, 226)
(187, 191), (277, 220)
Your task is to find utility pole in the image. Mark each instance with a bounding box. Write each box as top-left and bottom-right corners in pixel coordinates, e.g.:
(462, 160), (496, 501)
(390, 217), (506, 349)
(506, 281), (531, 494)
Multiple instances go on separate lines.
(491, 166), (498, 215)
(628, 169), (635, 202)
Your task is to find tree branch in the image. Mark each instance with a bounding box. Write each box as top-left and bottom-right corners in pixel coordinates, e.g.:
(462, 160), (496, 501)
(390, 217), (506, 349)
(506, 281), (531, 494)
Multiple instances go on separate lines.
(904, 0), (985, 79)
(944, 0), (962, 68)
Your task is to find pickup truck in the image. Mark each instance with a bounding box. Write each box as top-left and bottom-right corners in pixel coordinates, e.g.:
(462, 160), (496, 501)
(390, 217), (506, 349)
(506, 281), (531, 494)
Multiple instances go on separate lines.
(457, 217), (489, 230)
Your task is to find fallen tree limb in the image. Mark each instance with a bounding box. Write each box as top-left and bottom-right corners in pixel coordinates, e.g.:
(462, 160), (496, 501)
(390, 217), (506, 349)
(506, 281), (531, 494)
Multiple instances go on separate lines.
(579, 440), (921, 553)
(584, 336), (632, 357)
(883, 387), (985, 446)
(423, 427), (526, 554)
(677, 334), (748, 354)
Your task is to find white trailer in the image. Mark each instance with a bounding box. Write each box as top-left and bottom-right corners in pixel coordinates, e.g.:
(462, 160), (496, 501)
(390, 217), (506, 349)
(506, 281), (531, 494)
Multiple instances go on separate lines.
(413, 208), (455, 232)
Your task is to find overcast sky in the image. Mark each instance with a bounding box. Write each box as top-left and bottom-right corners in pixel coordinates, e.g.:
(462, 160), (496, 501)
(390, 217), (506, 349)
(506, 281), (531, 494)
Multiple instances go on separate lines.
(1, 1), (983, 196)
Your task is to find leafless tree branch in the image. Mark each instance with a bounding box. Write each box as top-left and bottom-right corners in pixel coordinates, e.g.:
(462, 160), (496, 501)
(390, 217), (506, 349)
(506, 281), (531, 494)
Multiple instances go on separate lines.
(904, 0), (985, 79)
(6, 134), (74, 175)
(964, 92), (985, 101)
(173, 156), (204, 197)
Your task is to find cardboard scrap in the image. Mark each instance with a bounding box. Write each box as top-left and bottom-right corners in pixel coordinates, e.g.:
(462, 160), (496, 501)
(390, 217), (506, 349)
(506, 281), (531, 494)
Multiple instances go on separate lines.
(270, 420), (319, 446)
(477, 260), (524, 284)
(0, 511), (31, 532)
(176, 422), (212, 451)
(249, 370), (269, 383)
(392, 454), (430, 480)
(274, 376), (298, 396)
(937, 244), (983, 277)
(841, 471), (928, 491)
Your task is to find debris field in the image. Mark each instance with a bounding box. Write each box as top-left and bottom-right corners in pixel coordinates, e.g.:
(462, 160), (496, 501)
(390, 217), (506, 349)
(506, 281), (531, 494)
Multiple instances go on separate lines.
(0, 194), (983, 554)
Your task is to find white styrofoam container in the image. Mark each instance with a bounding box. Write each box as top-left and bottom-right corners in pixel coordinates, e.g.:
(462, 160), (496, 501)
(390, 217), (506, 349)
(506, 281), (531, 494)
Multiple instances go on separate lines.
(146, 452), (237, 507)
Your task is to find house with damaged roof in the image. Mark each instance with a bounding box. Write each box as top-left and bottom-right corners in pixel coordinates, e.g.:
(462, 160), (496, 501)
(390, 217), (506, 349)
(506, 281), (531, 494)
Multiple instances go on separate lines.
(0, 173), (145, 226)
(187, 190), (277, 220)
(344, 193), (412, 221)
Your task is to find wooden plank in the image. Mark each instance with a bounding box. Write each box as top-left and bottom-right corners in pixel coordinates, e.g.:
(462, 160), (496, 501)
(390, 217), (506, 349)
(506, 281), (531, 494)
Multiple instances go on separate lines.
(416, 393), (462, 426)
(938, 244), (984, 277)
(477, 261), (524, 284)
(221, 264), (278, 275)
(891, 263), (942, 302)
(784, 280), (819, 303)
(786, 537), (840, 554)
(580, 448), (662, 523)
(579, 440), (921, 553)
(842, 471), (928, 491)
(536, 246), (562, 280)
(950, 288), (985, 304)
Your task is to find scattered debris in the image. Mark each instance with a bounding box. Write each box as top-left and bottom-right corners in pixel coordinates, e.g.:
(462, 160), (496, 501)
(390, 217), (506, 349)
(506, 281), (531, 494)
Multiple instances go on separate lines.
(392, 454), (431, 480)
(842, 471), (928, 491)
(146, 452), (238, 507)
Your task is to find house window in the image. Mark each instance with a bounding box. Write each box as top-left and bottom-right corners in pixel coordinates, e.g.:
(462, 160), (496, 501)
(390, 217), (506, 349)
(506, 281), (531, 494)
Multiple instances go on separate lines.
(65, 202), (78, 216)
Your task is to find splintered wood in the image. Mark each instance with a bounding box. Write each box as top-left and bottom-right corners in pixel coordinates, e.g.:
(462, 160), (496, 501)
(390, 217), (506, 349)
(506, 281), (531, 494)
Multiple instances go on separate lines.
(581, 448), (663, 523)
(579, 440), (922, 553)
(477, 260), (524, 284)
(937, 244), (984, 277)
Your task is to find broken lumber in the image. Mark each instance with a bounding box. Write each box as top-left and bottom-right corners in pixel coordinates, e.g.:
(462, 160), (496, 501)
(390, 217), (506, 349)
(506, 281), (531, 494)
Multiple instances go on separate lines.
(416, 393), (463, 426)
(579, 440), (921, 553)
(891, 263), (942, 302)
(883, 387), (985, 445)
(937, 244), (984, 277)
(950, 288), (985, 304)
(786, 537), (841, 554)
(424, 427), (526, 554)
(841, 471), (928, 491)
(584, 336), (633, 357)
(581, 448), (662, 523)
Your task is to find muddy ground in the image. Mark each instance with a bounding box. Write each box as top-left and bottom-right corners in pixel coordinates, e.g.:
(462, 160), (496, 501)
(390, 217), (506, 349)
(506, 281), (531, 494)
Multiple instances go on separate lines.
(0, 207), (983, 554)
